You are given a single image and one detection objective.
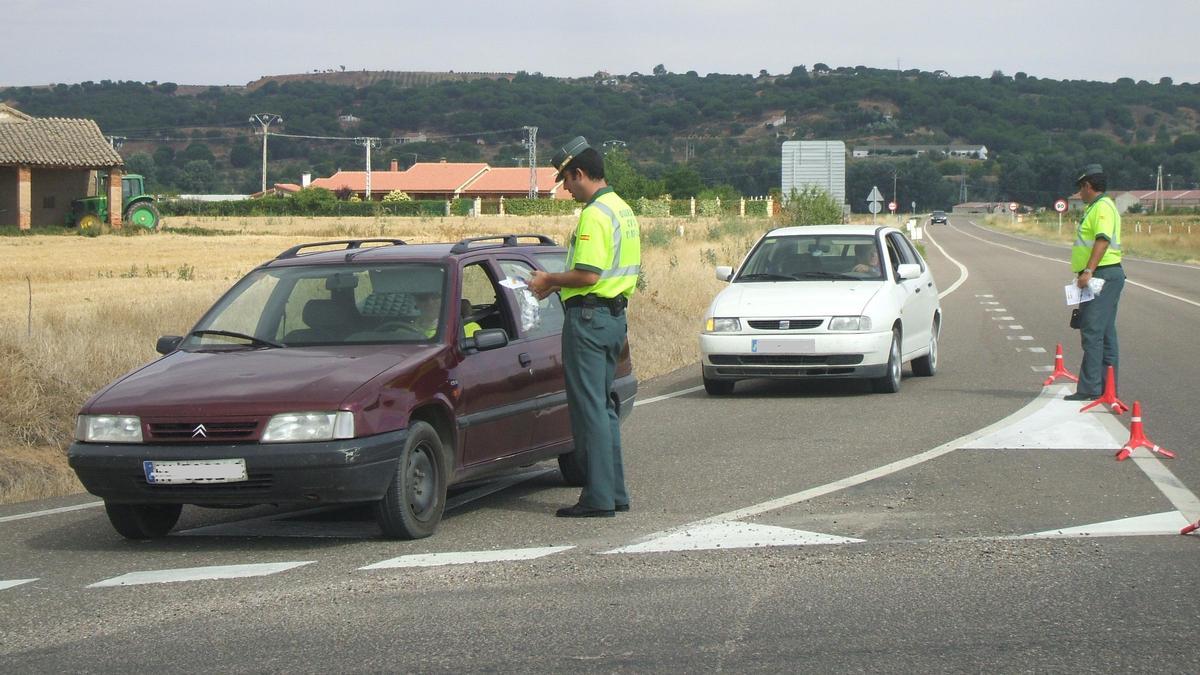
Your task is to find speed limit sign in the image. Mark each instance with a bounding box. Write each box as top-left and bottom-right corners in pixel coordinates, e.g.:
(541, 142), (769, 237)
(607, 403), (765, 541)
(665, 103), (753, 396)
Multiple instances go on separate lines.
(888, 201), (897, 213)
(1008, 201), (1019, 212)
(1054, 199), (1068, 213)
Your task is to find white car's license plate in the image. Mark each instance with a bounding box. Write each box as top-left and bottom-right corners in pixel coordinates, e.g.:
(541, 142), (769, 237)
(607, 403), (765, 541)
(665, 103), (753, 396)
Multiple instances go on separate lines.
(143, 459), (248, 485)
(751, 338), (815, 354)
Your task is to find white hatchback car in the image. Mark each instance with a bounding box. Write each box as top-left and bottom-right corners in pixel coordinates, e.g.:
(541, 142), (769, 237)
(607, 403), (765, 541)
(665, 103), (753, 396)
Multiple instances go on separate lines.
(700, 224), (941, 394)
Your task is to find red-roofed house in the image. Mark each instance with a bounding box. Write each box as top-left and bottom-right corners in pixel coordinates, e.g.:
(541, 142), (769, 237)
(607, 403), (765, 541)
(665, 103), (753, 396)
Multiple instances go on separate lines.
(310, 162), (488, 200)
(459, 167), (570, 199)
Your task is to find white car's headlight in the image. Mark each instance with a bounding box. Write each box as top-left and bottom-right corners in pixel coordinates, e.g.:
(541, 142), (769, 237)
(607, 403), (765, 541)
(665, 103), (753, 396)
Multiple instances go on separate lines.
(829, 316), (872, 331)
(261, 411), (355, 443)
(705, 317), (741, 333)
(76, 415), (143, 443)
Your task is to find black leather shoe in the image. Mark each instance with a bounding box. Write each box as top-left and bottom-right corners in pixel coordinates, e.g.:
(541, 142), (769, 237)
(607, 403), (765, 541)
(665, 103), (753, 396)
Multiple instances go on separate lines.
(1064, 392), (1098, 401)
(555, 503), (615, 518)
(615, 503), (630, 513)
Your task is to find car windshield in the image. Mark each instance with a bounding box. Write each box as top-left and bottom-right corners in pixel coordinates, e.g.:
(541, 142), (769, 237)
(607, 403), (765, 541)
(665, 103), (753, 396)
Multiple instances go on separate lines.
(736, 235), (884, 282)
(184, 263), (448, 348)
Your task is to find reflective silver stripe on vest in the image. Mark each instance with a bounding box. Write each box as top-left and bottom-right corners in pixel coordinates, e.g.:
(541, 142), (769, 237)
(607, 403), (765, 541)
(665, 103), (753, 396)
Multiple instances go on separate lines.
(1075, 198), (1122, 250)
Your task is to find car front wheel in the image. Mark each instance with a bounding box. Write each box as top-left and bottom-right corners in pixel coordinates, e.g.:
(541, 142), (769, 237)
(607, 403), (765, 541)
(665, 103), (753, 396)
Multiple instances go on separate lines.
(872, 329), (902, 393)
(377, 421), (447, 539)
(105, 502), (182, 539)
(703, 375), (735, 395)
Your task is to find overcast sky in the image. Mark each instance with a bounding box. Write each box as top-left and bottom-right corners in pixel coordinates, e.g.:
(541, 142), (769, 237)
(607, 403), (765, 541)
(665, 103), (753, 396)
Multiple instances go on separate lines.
(2, 0), (1198, 87)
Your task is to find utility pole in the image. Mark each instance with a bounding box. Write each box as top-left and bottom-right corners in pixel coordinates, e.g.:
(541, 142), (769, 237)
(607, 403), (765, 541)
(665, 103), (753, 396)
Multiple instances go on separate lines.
(893, 169), (899, 224)
(355, 137), (380, 200)
(249, 113), (282, 194)
(959, 170), (968, 204)
(523, 126), (538, 198)
(1155, 164), (1164, 213)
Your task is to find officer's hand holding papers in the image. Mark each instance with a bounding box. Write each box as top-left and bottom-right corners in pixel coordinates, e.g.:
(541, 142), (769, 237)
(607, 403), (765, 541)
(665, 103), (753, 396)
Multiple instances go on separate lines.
(1064, 277), (1106, 305)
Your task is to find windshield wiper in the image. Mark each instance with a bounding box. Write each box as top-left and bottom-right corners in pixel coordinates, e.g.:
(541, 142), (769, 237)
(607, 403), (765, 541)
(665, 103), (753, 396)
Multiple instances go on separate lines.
(792, 271), (862, 280)
(737, 273), (797, 281)
(190, 329), (284, 349)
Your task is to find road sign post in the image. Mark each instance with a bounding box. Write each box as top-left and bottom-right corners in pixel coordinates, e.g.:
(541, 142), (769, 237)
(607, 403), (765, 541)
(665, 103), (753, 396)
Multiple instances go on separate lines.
(1054, 199), (1068, 234)
(1009, 201), (1019, 225)
(867, 186), (883, 224)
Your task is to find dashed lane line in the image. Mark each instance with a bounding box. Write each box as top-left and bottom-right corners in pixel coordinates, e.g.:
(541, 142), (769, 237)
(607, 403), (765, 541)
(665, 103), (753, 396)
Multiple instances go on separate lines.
(1, 578), (38, 591)
(88, 561), (314, 588)
(360, 546), (573, 570)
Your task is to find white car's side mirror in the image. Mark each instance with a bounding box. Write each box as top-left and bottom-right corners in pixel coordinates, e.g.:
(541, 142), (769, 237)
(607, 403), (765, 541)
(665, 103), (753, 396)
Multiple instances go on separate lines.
(896, 263), (921, 280)
(715, 265), (733, 282)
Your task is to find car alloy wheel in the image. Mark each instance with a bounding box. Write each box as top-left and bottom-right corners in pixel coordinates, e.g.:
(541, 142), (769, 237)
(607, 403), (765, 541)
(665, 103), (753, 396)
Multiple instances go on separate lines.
(872, 329), (902, 393)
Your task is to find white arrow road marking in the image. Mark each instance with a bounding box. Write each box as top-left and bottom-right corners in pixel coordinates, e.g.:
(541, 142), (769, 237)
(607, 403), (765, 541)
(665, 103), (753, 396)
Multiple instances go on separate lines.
(360, 546), (573, 570)
(962, 394), (1125, 450)
(0, 578), (38, 591)
(603, 521), (862, 555)
(1019, 511), (1190, 539)
(88, 561), (314, 588)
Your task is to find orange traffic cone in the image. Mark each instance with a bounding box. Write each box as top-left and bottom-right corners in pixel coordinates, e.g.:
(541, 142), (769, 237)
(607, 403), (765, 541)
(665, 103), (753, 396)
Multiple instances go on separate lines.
(1182, 519), (1200, 535)
(1080, 365), (1129, 415)
(1042, 343), (1078, 386)
(1115, 401), (1175, 462)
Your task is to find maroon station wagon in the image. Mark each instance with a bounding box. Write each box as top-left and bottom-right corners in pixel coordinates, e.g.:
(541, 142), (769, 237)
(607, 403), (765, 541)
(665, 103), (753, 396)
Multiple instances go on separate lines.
(68, 235), (637, 540)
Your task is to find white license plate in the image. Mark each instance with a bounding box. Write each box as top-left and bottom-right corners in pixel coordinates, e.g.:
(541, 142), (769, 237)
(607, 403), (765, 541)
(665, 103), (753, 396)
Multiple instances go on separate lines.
(143, 459), (247, 485)
(751, 338), (815, 354)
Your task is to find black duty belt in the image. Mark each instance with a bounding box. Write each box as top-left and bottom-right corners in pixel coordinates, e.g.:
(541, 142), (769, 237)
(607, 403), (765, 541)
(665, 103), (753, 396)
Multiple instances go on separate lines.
(1095, 262), (1122, 270)
(564, 293), (628, 315)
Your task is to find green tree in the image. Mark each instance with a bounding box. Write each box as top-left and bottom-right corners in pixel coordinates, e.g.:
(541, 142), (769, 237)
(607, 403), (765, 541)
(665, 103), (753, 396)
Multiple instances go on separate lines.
(662, 164), (704, 198)
(784, 186), (843, 225)
(229, 140), (257, 169)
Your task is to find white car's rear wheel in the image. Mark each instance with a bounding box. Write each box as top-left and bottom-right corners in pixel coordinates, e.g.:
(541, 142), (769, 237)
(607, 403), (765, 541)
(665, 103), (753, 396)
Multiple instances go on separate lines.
(912, 319), (938, 377)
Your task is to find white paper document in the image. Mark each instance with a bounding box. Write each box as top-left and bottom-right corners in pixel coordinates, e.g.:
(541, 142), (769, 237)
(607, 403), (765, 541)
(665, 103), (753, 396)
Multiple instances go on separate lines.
(499, 277), (528, 290)
(1064, 277), (1106, 306)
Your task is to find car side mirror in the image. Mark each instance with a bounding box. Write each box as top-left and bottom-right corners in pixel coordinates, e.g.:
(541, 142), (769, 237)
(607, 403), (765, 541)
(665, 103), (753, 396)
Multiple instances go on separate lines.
(468, 328), (509, 352)
(156, 335), (183, 354)
(715, 265), (733, 282)
(896, 263), (921, 280)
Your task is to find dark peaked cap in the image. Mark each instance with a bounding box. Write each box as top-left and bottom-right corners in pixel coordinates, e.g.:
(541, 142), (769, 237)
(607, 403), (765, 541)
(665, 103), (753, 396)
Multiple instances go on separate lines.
(551, 136), (591, 180)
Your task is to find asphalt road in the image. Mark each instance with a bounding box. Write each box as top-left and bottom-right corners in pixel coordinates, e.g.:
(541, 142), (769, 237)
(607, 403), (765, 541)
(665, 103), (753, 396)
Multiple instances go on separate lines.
(3, 215), (1198, 673)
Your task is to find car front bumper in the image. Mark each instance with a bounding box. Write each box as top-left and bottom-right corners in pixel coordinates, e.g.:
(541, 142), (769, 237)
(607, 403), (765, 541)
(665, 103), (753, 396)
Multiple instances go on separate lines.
(68, 429), (407, 506)
(700, 330), (893, 380)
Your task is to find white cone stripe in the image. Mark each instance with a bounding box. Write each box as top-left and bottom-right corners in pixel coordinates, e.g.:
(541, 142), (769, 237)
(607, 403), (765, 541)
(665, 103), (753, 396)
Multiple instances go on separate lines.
(88, 561), (314, 588)
(0, 579), (38, 591)
(361, 546), (573, 570)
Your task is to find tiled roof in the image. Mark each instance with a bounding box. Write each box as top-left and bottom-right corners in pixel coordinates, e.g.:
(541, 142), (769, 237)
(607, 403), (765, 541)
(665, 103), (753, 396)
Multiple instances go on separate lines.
(460, 167), (564, 196)
(311, 163), (490, 194)
(0, 117), (124, 167)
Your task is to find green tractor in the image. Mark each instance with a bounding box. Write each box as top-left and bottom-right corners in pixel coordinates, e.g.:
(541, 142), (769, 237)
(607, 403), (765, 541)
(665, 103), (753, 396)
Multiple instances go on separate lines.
(67, 173), (161, 231)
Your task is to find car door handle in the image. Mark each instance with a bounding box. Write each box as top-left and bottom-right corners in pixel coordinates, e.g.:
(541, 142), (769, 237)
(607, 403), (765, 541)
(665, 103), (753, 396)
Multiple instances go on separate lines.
(915, 288), (921, 293)
(518, 352), (532, 367)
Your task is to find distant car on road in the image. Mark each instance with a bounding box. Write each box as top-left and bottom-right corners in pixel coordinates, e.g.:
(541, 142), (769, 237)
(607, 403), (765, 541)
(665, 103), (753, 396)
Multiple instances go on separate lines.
(930, 210), (948, 224)
(68, 235), (636, 540)
(700, 225), (941, 395)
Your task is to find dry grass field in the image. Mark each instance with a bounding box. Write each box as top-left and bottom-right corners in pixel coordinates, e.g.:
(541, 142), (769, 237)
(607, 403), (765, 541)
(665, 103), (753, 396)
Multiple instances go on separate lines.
(0, 215), (772, 504)
(978, 212), (1200, 264)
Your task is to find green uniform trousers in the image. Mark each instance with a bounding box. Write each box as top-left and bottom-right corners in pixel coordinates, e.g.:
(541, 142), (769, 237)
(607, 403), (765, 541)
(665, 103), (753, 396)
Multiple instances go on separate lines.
(1077, 265), (1125, 396)
(562, 304), (629, 510)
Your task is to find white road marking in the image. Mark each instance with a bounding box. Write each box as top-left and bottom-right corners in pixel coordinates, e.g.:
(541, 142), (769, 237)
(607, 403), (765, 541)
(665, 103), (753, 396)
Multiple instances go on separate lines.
(0, 501), (102, 524)
(959, 219), (1200, 270)
(1005, 335), (1035, 341)
(0, 578), (38, 591)
(982, 301), (1000, 305)
(88, 561), (314, 588)
(986, 308), (1007, 312)
(958, 221), (1200, 309)
(603, 521), (862, 554)
(618, 386), (1074, 548)
(962, 395), (1125, 450)
(1007, 325), (1024, 330)
(992, 316), (1016, 320)
(360, 546), (572, 570)
(1032, 365), (1054, 372)
(634, 385), (705, 406)
(1024, 347), (1048, 354)
(974, 294), (994, 297)
(923, 228), (968, 299)
(1019, 511), (1189, 539)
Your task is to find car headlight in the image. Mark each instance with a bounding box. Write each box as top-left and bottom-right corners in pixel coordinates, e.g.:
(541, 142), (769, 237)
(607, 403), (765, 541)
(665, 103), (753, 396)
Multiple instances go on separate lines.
(261, 411), (355, 443)
(704, 317), (741, 333)
(829, 316), (872, 331)
(76, 415), (143, 443)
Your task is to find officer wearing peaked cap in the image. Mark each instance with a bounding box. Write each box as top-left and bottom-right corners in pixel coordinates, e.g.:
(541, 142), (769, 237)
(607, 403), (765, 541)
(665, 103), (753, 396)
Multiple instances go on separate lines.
(528, 136), (641, 518)
(1065, 163), (1125, 401)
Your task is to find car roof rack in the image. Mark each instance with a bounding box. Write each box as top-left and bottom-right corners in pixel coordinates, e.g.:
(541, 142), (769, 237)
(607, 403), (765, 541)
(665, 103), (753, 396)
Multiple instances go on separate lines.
(275, 239), (407, 261)
(449, 234), (558, 254)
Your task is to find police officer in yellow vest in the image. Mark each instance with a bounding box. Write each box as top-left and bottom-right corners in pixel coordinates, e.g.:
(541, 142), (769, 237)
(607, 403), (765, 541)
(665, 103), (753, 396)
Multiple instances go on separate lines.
(529, 136), (641, 518)
(1066, 163), (1125, 401)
